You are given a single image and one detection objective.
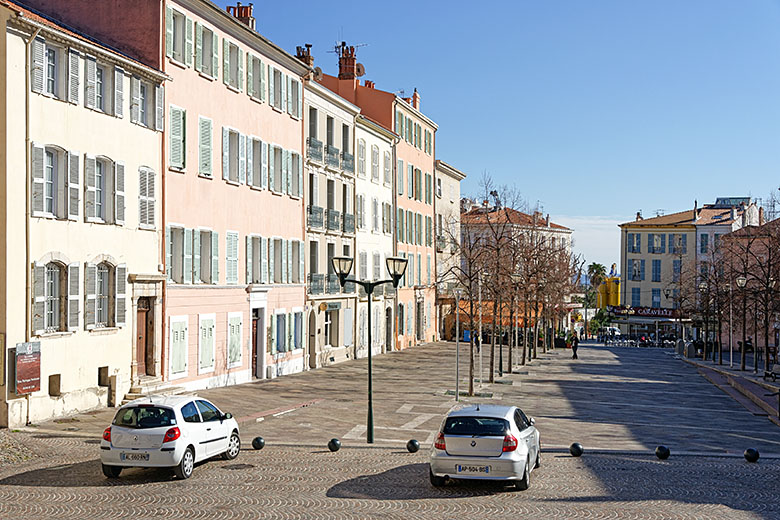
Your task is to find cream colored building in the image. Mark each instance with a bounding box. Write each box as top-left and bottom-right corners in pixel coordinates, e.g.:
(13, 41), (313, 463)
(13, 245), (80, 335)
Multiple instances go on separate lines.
(0, 2), (165, 427)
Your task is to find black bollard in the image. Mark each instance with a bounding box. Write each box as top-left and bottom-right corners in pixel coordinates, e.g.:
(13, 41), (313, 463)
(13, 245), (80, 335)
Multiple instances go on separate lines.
(569, 443), (584, 457)
(328, 438), (341, 452)
(655, 446), (670, 460)
(406, 439), (420, 453)
(744, 448), (760, 463)
(251, 437), (265, 450)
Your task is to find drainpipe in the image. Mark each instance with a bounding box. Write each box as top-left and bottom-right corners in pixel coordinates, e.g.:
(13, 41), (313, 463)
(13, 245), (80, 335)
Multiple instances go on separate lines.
(160, 0), (167, 384)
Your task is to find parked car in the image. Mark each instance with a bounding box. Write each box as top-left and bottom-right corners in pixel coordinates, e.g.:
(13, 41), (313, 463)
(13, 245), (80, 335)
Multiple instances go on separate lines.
(100, 395), (240, 479)
(429, 404), (540, 490)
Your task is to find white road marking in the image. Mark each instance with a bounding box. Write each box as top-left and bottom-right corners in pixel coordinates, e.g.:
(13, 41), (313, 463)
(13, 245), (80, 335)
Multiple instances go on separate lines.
(399, 413), (438, 430)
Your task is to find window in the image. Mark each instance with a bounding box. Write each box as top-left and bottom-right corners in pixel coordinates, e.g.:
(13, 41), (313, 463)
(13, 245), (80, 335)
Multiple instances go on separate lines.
(196, 25), (217, 77)
(247, 54), (265, 100)
(670, 233), (687, 254)
(168, 9), (187, 63)
(631, 287), (641, 308)
(371, 145), (379, 182)
(44, 263), (62, 331)
(181, 402), (201, 423)
(372, 198), (379, 231)
(383, 151), (392, 186)
(43, 149), (57, 215)
(196, 400), (220, 422)
(271, 68), (283, 111)
(224, 40), (243, 91)
(294, 312), (303, 349)
(291, 152), (301, 196)
(275, 313), (287, 351)
(272, 146), (283, 192)
(222, 128), (242, 183)
(197, 229), (219, 284)
(628, 259), (645, 282)
(273, 238), (283, 283)
(397, 159), (404, 196)
(700, 234), (709, 254)
(408, 254), (415, 287)
(342, 124), (350, 153)
(95, 65), (105, 111)
(138, 167), (156, 229)
(436, 177), (442, 198)
(84, 156), (123, 225)
(407, 164), (413, 198)
(652, 289), (661, 309)
(358, 139), (366, 177)
(652, 259), (661, 283)
(288, 79), (301, 118)
(356, 194), (365, 229)
(673, 259), (681, 282)
(373, 252), (381, 280)
(627, 233), (641, 253)
(309, 107), (318, 140)
(96, 262), (111, 327)
(248, 137), (268, 189)
(46, 46), (58, 96)
(292, 240), (302, 283)
(359, 251), (368, 280)
(138, 83), (147, 125)
(169, 106), (186, 169)
(427, 254), (431, 284)
(226, 231), (239, 284)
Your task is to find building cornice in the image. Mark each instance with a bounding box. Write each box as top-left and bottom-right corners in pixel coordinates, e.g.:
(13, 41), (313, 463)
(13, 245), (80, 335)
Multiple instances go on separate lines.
(356, 114), (398, 142)
(434, 159), (466, 181)
(305, 80), (361, 116)
(393, 97), (438, 130)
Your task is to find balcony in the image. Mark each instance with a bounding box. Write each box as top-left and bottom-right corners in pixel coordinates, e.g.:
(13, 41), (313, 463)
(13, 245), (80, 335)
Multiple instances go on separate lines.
(358, 284), (367, 299)
(326, 209), (341, 232)
(307, 137), (323, 163)
(326, 274), (341, 294)
(326, 145), (340, 169)
(307, 205), (324, 230)
(436, 235), (446, 253)
(308, 273), (324, 295)
(341, 151), (354, 174)
(384, 284), (396, 298)
(343, 213), (355, 234)
(343, 280), (356, 294)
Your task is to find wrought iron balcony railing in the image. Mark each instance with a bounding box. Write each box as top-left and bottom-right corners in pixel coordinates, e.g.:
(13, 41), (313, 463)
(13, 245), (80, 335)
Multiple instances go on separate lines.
(308, 273), (324, 295)
(307, 205), (324, 229)
(326, 145), (340, 169)
(343, 213), (355, 234)
(326, 274), (341, 294)
(341, 151), (354, 174)
(307, 137), (323, 162)
(326, 209), (341, 231)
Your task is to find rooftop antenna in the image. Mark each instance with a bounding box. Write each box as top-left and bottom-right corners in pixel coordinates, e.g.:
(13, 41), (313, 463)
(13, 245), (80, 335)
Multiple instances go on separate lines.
(395, 89), (406, 97)
(328, 40), (369, 57)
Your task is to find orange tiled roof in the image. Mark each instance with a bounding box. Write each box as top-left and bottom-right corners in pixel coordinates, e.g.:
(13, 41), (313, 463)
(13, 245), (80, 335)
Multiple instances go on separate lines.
(621, 205), (746, 228)
(461, 207), (571, 231)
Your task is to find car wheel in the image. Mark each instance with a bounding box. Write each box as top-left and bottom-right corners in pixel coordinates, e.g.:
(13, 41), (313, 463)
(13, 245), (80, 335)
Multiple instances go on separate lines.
(222, 431), (240, 460)
(174, 447), (195, 479)
(535, 449), (541, 469)
(101, 464), (122, 478)
(515, 460), (530, 491)
(429, 466), (445, 487)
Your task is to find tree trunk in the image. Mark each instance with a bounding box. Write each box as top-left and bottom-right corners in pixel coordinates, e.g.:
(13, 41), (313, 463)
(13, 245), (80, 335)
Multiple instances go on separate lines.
(469, 296), (475, 396)
(490, 293), (496, 383)
(522, 297), (528, 366)
(508, 296), (515, 373)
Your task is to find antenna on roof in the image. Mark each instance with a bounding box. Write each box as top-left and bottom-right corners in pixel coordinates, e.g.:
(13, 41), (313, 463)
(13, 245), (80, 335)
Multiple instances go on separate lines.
(395, 89), (406, 97)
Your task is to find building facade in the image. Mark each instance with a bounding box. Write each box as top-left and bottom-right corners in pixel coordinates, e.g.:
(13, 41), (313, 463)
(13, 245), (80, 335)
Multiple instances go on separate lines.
(0, 1), (165, 426)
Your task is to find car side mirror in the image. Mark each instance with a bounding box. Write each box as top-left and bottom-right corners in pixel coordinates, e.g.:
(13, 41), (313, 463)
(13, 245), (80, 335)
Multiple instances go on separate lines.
(223, 412), (232, 420)
(529, 417), (535, 426)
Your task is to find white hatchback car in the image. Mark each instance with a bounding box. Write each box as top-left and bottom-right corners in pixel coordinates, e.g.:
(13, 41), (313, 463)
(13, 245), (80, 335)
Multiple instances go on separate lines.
(429, 404), (540, 490)
(100, 395), (240, 479)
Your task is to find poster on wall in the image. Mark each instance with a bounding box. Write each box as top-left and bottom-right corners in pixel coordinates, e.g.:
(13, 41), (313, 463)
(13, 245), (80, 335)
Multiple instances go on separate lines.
(15, 341), (41, 394)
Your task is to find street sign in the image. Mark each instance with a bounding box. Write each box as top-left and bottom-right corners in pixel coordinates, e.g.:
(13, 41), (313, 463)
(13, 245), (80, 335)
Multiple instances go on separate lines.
(16, 341), (41, 394)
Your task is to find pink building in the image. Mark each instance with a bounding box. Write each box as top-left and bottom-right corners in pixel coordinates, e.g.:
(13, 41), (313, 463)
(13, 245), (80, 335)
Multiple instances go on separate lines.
(24, 0), (311, 394)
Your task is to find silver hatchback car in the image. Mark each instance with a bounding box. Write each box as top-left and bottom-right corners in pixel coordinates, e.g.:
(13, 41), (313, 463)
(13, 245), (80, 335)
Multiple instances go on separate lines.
(429, 404), (540, 490)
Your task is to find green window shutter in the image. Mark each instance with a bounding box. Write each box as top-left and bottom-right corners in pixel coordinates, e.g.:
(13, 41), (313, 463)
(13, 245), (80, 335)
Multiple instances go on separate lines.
(246, 137), (254, 186)
(222, 127), (229, 180)
(246, 235), (254, 283)
(268, 65), (274, 107)
(67, 262), (80, 331)
(407, 164), (413, 198)
(195, 23), (203, 72)
(298, 240), (304, 284)
(170, 107), (185, 169)
(297, 80), (303, 118)
(239, 133), (246, 184)
(271, 315), (277, 354)
(286, 75), (293, 114)
(223, 38), (230, 86)
(193, 229), (201, 283)
(261, 141), (268, 189)
(260, 59), (266, 102)
(166, 226), (173, 281)
(211, 231), (219, 284)
(280, 71), (287, 111)
(269, 238), (275, 283)
(287, 239), (293, 284)
(199, 117), (212, 176)
(84, 263), (97, 330)
(212, 33), (219, 80)
(184, 227), (193, 284)
(246, 53), (254, 97)
(297, 154), (303, 197)
(238, 48), (244, 92)
(261, 237), (268, 283)
(115, 264), (127, 327)
(397, 159), (403, 196)
(268, 146), (275, 191)
(185, 17), (194, 67)
(165, 7), (173, 58)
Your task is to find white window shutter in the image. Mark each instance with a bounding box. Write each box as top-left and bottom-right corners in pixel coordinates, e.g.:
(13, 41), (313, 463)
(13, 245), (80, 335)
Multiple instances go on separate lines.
(246, 235), (253, 283)
(67, 151), (80, 221)
(155, 84), (164, 131)
(68, 49), (80, 104)
(247, 53), (254, 97)
(297, 80), (303, 118)
(280, 71), (287, 111)
(211, 231), (219, 284)
(31, 37), (45, 94)
(212, 32), (219, 80)
(222, 127), (230, 180)
(32, 262), (45, 335)
(269, 238), (275, 283)
(261, 236), (268, 284)
(271, 315), (277, 354)
(239, 133), (247, 184)
(84, 262), (97, 330)
(286, 75), (293, 114)
(31, 143), (45, 216)
(166, 226), (173, 281)
(165, 7), (173, 58)
(170, 107), (184, 169)
(260, 59), (266, 102)
(84, 154), (97, 221)
(114, 67), (124, 118)
(199, 117), (212, 176)
(297, 154), (303, 197)
(268, 145), (275, 191)
(185, 17), (194, 68)
(146, 169), (156, 227)
(193, 229), (201, 283)
(183, 227), (193, 284)
(115, 264), (127, 327)
(85, 56), (96, 109)
(114, 161), (125, 225)
(246, 138), (254, 186)
(268, 65), (274, 107)
(67, 262), (80, 331)
(287, 239), (292, 284)
(281, 239), (288, 283)
(261, 141), (268, 189)
(130, 76), (140, 123)
(237, 48), (244, 92)
(282, 149), (289, 194)
(223, 38), (230, 86)
(195, 22), (203, 72)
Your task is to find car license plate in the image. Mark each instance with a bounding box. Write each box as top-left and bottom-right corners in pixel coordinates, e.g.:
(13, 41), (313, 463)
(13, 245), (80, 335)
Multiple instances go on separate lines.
(120, 452), (150, 462)
(456, 464), (490, 474)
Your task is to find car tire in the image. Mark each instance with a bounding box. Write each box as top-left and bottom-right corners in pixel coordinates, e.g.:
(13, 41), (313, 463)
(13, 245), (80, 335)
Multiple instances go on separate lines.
(222, 431), (240, 460)
(535, 449), (541, 469)
(174, 447), (195, 479)
(101, 464), (122, 478)
(429, 466), (445, 487)
(515, 460), (530, 491)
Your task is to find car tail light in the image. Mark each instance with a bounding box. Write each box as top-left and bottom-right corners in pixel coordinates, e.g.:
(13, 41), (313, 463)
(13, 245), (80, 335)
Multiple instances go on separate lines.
(434, 432), (446, 450)
(163, 427), (181, 443)
(102, 427), (111, 442)
(502, 434), (518, 452)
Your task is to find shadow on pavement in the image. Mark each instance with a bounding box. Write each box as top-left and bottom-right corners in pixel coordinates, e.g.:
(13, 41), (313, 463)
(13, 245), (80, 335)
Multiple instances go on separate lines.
(326, 463), (514, 500)
(0, 459), (179, 487)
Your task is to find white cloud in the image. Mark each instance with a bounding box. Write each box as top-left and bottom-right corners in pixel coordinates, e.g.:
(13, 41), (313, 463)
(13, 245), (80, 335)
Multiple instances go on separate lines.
(553, 215), (630, 271)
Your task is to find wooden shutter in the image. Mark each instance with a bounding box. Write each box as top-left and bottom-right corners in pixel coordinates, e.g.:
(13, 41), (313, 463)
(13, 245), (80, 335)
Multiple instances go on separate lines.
(114, 161), (125, 225)
(31, 37), (45, 93)
(287, 239), (293, 284)
(130, 76), (140, 123)
(268, 145), (275, 191)
(114, 67), (124, 117)
(297, 80), (303, 118)
(170, 107), (184, 169)
(261, 141), (268, 189)
(193, 229), (201, 283)
(165, 7), (173, 58)
(247, 138), (255, 186)
(246, 235), (254, 283)
(66, 263), (79, 331)
(115, 264), (127, 327)
(199, 117), (212, 176)
(269, 239), (275, 283)
(31, 143), (45, 216)
(146, 169), (156, 227)
(223, 38), (230, 86)
(280, 71), (287, 112)
(247, 53), (254, 97)
(211, 231), (219, 284)
(286, 75), (293, 114)
(261, 237), (268, 284)
(84, 262), (97, 330)
(184, 227), (193, 284)
(283, 149), (290, 194)
(195, 23), (203, 72)
(260, 58), (266, 102)
(239, 133), (247, 184)
(270, 314), (277, 354)
(268, 65), (275, 107)
(32, 262), (45, 335)
(185, 17), (194, 67)
(84, 56), (97, 109)
(298, 240), (304, 284)
(67, 151), (80, 221)
(212, 32), (219, 79)
(237, 48), (244, 92)
(84, 154), (97, 221)
(222, 127), (230, 180)
(68, 49), (80, 104)
(155, 84), (164, 131)
(166, 226), (173, 281)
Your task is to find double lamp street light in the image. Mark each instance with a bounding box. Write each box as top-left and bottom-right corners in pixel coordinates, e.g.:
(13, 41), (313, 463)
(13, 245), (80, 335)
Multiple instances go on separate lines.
(331, 255), (408, 444)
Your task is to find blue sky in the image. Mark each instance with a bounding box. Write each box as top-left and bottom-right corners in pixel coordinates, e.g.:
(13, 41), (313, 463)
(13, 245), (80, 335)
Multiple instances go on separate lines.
(216, 0), (780, 268)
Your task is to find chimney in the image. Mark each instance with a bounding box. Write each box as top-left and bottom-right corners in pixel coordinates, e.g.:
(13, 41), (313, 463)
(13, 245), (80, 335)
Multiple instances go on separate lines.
(412, 88), (421, 110)
(693, 200), (698, 221)
(636, 211), (643, 221)
(295, 43), (314, 67)
(338, 41), (357, 80)
(226, 3), (255, 30)
(545, 214), (550, 227)
(364, 80), (375, 89)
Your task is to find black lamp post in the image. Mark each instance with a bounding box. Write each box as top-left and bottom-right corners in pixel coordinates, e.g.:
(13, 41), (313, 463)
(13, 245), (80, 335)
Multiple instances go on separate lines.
(332, 255), (408, 444)
(699, 281), (709, 361)
(736, 274), (747, 371)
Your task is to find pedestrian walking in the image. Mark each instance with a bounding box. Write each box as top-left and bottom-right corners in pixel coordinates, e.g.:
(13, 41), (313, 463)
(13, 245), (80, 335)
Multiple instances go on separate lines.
(572, 333), (579, 360)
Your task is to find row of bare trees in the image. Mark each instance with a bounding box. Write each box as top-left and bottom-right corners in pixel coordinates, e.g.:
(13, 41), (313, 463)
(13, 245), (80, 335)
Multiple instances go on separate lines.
(438, 176), (582, 395)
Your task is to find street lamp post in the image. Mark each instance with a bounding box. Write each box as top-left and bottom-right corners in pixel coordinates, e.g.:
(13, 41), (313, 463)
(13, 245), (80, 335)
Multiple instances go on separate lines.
(728, 283), (734, 368)
(455, 289), (462, 401)
(699, 281), (709, 361)
(736, 274), (747, 371)
(332, 256), (408, 444)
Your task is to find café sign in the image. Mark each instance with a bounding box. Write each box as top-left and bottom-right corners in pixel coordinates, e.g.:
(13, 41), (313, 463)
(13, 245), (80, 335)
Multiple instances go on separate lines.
(607, 306), (676, 319)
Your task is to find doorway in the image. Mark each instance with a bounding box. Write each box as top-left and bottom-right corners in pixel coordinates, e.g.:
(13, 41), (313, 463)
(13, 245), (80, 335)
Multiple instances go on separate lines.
(385, 307), (392, 352)
(252, 308), (265, 379)
(308, 311), (317, 369)
(416, 300), (424, 341)
(136, 297), (154, 376)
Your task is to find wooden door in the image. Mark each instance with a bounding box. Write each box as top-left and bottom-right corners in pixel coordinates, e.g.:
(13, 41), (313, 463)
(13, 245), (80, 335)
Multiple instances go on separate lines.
(252, 312), (258, 378)
(136, 307), (148, 375)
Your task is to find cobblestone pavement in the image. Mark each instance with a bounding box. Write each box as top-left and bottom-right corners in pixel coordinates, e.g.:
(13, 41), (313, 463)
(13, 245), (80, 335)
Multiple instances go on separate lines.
(2, 342), (780, 519)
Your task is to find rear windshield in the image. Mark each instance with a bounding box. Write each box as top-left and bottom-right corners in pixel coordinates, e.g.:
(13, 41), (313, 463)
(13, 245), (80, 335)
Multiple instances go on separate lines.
(112, 406), (177, 429)
(443, 416), (510, 436)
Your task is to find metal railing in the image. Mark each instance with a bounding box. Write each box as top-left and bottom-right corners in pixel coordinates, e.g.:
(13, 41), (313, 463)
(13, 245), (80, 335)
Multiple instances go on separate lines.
(343, 213), (355, 234)
(326, 274), (341, 294)
(307, 137), (323, 162)
(341, 151), (354, 173)
(343, 281), (356, 294)
(327, 209), (341, 231)
(307, 205), (324, 229)
(384, 284), (396, 298)
(326, 145), (340, 169)
(308, 273), (324, 295)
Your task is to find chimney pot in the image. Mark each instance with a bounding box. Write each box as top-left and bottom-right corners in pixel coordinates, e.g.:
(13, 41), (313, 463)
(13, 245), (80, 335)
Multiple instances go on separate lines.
(295, 43), (314, 67)
(338, 42), (358, 80)
(636, 211), (643, 221)
(226, 2), (255, 30)
(412, 88), (421, 110)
